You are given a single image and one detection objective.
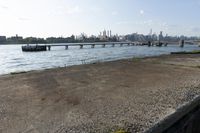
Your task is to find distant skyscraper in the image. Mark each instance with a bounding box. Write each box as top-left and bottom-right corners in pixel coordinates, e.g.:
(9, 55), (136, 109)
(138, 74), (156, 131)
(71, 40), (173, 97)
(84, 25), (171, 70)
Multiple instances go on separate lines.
(149, 29), (152, 36)
(103, 30), (106, 37)
(159, 31), (163, 41)
(110, 30), (112, 37)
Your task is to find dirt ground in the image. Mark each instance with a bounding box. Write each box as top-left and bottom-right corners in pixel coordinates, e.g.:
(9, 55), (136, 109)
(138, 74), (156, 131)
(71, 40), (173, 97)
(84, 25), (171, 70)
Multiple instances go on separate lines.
(0, 54), (200, 133)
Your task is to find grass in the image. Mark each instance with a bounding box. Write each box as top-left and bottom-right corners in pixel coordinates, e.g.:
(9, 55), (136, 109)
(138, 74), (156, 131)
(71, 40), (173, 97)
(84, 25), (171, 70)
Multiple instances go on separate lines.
(196, 66), (200, 69)
(10, 71), (27, 75)
(190, 50), (200, 54)
(130, 57), (142, 62)
(171, 50), (200, 54)
(113, 129), (128, 133)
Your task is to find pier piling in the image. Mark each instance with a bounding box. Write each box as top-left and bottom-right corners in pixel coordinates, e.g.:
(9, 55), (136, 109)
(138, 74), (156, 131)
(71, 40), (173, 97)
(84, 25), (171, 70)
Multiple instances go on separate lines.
(80, 45), (83, 49)
(91, 44), (95, 48)
(48, 46), (51, 51)
(179, 40), (185, 47)
(27, 41), (177, 52)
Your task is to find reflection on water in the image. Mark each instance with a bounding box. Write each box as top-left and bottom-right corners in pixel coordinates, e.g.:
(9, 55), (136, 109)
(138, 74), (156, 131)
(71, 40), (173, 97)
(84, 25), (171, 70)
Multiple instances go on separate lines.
(0, 44), (200, 75)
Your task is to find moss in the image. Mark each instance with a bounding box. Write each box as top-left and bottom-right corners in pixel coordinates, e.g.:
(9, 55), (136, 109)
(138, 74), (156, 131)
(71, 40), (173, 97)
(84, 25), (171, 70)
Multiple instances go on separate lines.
(131, 57), (141, 62)
(196, 66), (200, 69)
(171, 50), (200, 54)
(190, 50), (200, 54)
(113, 129), (129, 133)
(10, 71), (27, 75)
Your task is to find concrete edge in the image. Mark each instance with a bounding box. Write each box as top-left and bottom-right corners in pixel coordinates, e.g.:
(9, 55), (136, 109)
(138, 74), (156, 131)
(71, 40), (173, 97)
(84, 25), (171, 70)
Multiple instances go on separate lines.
(145, 95), (200, 133)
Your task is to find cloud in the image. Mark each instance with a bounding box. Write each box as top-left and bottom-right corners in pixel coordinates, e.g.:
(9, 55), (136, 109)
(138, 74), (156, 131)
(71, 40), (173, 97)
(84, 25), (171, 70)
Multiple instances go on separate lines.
(191, 27), (200, 32)
(66, 6), (81, 14)
(0, 5), (8, 9)
(140, 10), (144, 15)
(18, 17), (29, 21)
(51, 5), (82, 16)
(116, 21), (132, 25)
(111, 11), (118, 16)
(90, 7), (102, 12)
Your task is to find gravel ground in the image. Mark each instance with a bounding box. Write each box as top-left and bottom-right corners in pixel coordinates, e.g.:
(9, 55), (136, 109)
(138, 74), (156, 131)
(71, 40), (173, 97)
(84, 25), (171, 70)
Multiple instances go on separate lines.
(0, 54), (200, 133)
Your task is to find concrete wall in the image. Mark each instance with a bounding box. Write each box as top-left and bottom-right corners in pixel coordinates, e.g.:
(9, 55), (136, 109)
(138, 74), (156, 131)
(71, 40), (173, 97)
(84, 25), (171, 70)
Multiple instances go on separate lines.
(146, 96), (200, 133)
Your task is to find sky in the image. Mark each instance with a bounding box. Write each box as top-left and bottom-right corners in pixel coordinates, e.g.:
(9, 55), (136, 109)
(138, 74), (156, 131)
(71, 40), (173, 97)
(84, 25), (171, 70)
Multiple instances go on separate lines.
(0, 0), (200, 38)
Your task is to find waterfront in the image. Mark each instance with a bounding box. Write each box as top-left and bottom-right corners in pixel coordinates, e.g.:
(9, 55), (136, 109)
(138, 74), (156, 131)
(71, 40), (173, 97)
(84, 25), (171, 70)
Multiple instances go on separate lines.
(0, 53), (200, 132)
(0, 44), (200, 75)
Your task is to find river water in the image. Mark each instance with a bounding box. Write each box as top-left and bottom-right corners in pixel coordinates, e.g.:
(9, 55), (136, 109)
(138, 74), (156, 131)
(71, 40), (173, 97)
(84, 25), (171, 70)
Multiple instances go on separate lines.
(0, 44), (200, 75)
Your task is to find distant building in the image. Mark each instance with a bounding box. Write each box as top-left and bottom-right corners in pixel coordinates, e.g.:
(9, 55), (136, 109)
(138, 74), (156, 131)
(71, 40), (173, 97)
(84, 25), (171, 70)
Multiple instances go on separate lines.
(107, 30), (109, 37)
(158, 31), (163, 41)
(0, 36), (6, 44)
(99, 29), (112, 41)
(149, 29), (153, 36)
(76, 33), (87, 41)
(7, 34), (23, 43)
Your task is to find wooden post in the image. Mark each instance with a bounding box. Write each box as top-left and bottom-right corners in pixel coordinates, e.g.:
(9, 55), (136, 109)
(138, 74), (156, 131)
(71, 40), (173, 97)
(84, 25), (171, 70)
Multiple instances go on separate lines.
(120, 43), (123, 47)
(112, 43), (115, 47)
(80, 45), (83, 49)
(179, 40), (184, 47)
(102, 44), (106, 48)
(65, 45), (68, 50)
(91, 44), (95, 48)
(148, 41), (151, 47)
(48, 46), (51, 51)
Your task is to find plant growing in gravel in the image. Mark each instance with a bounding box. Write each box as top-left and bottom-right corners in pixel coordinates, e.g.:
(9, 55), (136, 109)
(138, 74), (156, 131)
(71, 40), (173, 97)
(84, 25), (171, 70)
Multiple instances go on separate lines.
(114, 129), (128, 133)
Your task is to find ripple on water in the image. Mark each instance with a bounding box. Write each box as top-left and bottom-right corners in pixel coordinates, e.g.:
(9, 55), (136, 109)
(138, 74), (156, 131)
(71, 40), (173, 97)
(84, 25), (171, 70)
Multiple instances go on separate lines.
(0, 44), (200, 75)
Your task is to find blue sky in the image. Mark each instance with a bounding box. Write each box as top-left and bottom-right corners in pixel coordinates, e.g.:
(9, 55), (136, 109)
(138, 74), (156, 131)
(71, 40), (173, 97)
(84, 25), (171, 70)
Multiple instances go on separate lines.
(0, 0), (200, 37)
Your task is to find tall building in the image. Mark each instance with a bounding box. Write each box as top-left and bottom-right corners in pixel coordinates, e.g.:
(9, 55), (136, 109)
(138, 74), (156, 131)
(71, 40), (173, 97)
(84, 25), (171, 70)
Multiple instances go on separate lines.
(0, 36), (6, 43)
(149, 29), (152, 36)
(158, 31), (163, 41)
(103, 30), (107, 38)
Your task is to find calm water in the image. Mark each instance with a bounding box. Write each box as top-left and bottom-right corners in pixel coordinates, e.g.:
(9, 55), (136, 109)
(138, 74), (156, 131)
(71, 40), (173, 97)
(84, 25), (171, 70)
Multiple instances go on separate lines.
(0, 44), (200, 75)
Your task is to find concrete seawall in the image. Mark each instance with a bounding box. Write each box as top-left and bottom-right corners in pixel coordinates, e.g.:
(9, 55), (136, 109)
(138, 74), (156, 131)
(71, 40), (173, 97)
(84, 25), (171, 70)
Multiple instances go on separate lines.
(146, 96), (200, 133)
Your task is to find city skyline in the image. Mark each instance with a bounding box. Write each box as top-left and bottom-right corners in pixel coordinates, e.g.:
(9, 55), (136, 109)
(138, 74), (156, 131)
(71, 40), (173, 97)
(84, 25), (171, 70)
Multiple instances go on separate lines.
(0, 0), (200, 37)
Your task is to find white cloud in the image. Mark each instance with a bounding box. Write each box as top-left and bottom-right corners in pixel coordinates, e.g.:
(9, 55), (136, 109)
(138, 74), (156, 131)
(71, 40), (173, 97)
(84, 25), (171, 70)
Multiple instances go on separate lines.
(0, 5), (8, 9)
(66, 6), (81, 15)
(111, 11), (118, 16)
(90, 7), (102, 12)
(140, 10), (144, 15)
(18, 17), (29, 21)
(116, 21), (132, 25)
(191, 27), (200, 32)
(51, 5), (82, 16)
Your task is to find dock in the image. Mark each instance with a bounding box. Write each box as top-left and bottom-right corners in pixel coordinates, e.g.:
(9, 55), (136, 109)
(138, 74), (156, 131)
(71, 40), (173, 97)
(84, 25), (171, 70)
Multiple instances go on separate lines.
(45, 41), (171, 51)
(21, 40), (191, 52)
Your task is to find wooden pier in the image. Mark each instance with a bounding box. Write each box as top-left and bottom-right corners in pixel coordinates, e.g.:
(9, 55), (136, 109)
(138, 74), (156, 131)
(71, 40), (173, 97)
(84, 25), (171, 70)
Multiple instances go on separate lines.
(21, 40), (190, 52)
(45, 42), (138, 51)
(44, 41), (173, 51)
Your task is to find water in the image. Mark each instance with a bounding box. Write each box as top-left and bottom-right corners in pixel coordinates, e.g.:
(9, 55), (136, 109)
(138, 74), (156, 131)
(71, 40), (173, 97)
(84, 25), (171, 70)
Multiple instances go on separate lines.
(0, 44), (200, 75)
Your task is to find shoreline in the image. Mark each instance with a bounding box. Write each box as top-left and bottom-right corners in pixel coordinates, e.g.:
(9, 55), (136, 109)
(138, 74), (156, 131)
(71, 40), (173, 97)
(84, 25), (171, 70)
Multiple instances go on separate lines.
(0, 54), (200, 132)
(0, 54), (166, 77)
